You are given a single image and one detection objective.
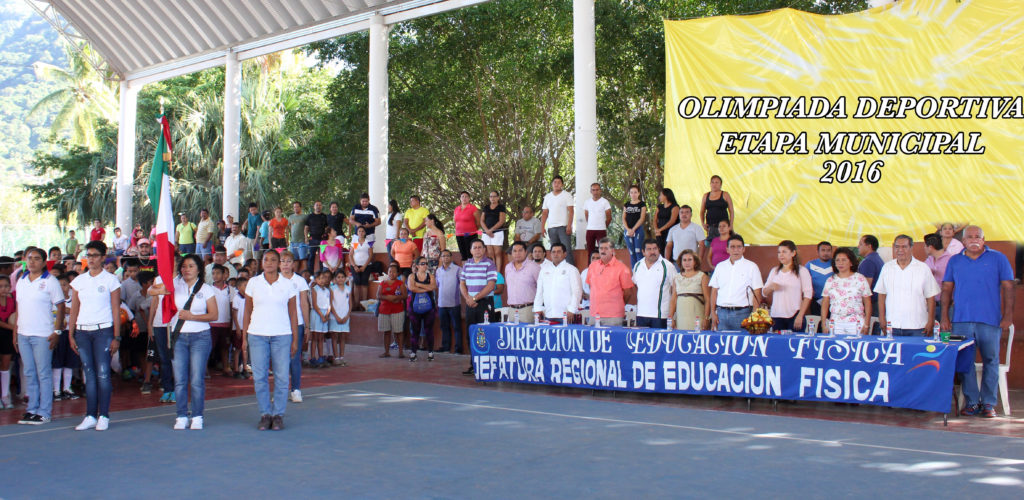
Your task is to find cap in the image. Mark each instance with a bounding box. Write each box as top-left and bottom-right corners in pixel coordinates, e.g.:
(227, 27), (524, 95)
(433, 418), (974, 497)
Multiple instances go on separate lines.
(214, 245), (227, 254)
(138, 238), (152, 246)
(0, 256), (15, 265)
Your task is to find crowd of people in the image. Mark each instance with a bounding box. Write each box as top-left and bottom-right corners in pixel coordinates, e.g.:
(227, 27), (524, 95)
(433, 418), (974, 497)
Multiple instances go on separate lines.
(0, 176), (1015, 432)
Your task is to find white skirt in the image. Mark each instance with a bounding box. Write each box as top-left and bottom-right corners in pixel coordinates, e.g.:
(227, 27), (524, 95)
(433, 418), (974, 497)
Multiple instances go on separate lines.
(481, 230), (504, 246)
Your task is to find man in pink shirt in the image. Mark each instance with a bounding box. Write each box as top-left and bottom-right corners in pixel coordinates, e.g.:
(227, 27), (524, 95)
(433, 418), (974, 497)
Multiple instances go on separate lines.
(504, 242), (541, 323)
(586, 238), (634, 326)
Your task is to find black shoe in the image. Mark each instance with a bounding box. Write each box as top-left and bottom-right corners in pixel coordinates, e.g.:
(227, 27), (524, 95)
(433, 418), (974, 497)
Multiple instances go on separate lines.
(24, 414), (49, 425)
(271, 415), (284, 431)
(62, 390), (80, 400)
(17, 413), (36, 425)
(462, 367), (474, 375)
(258, 414), (272, 431)
(233, 372), (244, 379)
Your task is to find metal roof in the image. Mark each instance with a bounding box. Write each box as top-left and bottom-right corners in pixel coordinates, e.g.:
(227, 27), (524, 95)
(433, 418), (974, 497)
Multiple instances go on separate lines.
(30, 0), (491, 83)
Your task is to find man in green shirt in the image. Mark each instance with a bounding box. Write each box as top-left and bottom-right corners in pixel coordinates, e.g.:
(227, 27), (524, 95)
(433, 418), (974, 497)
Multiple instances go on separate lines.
(64, 230), (80, 257)
(287, 201), (309, 265)
(175, 213), (198, 254)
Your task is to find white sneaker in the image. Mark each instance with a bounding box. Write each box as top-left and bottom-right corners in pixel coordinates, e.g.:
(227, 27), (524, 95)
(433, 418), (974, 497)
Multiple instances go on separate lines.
(290, 390), (303, 403)
(75, 416), (97, 431)
(189, 416), (204, 430)
(173, 417), (189, 430)
(95, 416), (109, 431)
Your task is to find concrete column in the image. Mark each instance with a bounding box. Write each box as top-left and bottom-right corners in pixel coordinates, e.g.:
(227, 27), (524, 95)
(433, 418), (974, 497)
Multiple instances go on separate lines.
(368, 14), (390, 252)
(116, 80), (138, 232)
(223, 51), (242, 221)
(573, 0), (598, 250)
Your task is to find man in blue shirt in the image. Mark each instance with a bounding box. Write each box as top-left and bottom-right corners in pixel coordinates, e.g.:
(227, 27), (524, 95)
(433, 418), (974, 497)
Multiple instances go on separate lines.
(805, 241), (833, 316)
(941, 225), (1014, 418)
(857, 234), (883, 330)
(349, 193), (381, 245)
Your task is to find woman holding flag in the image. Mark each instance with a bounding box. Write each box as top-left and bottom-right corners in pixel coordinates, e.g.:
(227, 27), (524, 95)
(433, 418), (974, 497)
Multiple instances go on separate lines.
(149, 254), (218, 430)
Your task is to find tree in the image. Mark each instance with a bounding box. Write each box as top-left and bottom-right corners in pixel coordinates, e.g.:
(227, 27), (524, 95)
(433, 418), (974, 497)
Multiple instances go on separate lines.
(27, 43), (117, 151)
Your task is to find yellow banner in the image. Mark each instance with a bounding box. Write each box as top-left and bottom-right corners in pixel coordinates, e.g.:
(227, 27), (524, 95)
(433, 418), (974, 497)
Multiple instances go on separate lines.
(664, 0), (1024, 246)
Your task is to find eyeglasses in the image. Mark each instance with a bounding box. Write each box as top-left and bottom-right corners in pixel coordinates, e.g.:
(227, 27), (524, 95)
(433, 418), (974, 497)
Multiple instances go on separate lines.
(86, 253), (103, 258)
(417, 262), (428, 266)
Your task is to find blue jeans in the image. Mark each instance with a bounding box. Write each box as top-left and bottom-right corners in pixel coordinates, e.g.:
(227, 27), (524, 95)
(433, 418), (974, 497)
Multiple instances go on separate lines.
(892, 328), (925, 337)
(637, 316), (667, 329)
(624, 227), (645, 268)
(249, 334), (291, 416)
(306, 246), (321, 273)
(716, 307), (751, 331)
(75, 327), (113, 418)
(290, 325), (305, 391)
(289, 242), (308, 261)
(955, 322), (1002, 406)
(173, 331), (212, 418)
(18, 336), (54, 419)
(179, 243), (196, 254)
(151, 327), (175, 392)
(438, 306), (463, 352)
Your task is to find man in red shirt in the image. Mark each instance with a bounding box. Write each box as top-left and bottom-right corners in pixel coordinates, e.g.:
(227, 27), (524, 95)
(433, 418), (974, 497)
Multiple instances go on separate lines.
(585, 237), (634, 326)
(89, 219), (106, 243)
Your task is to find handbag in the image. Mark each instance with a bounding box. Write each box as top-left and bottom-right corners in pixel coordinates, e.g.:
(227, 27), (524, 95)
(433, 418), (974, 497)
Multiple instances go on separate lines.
(169, 279), (203, 359)
(411, 292), (434, 314)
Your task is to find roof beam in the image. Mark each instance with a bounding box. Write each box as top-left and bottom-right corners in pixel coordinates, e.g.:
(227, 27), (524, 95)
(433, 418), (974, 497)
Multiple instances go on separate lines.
(118, 0), (496, 85)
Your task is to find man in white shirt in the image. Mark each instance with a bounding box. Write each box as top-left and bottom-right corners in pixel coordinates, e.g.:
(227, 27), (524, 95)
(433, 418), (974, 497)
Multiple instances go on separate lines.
(533, 243), (582, 322)
(633, 240), (677, 328)
(709, 235), (764, 330)
(540, 176), (575, 265)
(875, 234), (940, 336)
(583, 183), (612, 256)
(224, 222), (250, 266)
(664, 205), (706, 265)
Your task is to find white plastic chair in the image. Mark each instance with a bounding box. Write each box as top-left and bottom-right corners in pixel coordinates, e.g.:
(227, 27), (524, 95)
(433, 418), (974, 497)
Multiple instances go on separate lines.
(499, 307), (512, 323)
(581, 310), (591, 326)
(975, 325), (1014, 416)
(624, 310), (637, 327)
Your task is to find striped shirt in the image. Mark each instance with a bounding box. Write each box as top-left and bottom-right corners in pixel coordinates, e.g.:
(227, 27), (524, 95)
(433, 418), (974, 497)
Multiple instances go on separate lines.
(459, 257), (497, 297)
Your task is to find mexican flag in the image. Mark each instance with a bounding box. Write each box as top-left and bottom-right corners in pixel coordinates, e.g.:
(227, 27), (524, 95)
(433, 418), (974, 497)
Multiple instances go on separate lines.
(147, 114), (177, 323)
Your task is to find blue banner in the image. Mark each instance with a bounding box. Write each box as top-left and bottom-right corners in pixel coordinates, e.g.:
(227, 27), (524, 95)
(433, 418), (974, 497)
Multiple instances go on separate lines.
(471, 324), (972, 413)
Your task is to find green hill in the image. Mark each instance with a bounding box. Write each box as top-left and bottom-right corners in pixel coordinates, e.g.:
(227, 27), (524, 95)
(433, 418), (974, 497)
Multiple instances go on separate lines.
(0, 0), (65, 178)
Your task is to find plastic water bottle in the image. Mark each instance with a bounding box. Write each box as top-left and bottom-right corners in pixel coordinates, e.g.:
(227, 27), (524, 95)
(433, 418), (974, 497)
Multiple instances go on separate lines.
(806, 317), (816, 337)
(932, 322), (941, 342)
(828, 318), (835, 337)
(513, 309), (520, 324)
(562, 311), (568, 326)
(666, 318), (673, 331)
(534, 312), (540, 325)
(483, 311), (490, 325)
(594, 312), (601, 327)
(694, 316), (701, 333)
(880, 320), (893, 341)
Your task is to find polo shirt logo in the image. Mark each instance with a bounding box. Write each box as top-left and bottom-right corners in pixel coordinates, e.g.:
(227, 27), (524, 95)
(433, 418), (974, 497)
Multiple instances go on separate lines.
(98, 286), (106, 293)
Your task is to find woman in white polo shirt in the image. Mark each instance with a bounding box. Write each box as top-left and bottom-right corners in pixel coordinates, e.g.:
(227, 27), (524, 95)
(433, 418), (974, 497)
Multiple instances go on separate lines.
(68, 241), (121, 431)
(13, 247), (65, 425)
(151, 254), (218, 430)
(243, 250), (298, 431)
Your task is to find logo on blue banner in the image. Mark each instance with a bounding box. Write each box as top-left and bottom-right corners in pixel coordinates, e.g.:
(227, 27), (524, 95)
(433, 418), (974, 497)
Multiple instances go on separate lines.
(473, 327), (489, 354)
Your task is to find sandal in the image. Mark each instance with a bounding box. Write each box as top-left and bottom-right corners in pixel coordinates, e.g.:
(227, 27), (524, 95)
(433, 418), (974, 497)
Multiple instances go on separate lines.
(378, 353), (391, 358)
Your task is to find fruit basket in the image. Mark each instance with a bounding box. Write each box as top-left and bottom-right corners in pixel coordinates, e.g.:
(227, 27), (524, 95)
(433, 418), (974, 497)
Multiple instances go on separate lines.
(741, 307), (772, 335)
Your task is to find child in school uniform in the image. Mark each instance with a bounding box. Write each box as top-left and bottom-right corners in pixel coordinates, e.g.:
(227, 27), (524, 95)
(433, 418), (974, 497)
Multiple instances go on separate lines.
(230, 277), (249, 379)
(309, 270), (332, 368)
(50, 274), (80, 400)
(329, 267), (352, 366)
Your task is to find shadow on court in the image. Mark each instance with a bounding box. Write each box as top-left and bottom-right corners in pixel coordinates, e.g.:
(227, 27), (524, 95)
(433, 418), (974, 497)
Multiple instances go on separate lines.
(1, 379), (1022, 499)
